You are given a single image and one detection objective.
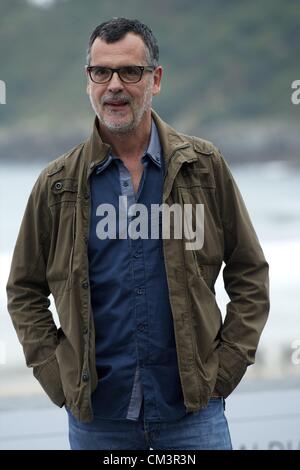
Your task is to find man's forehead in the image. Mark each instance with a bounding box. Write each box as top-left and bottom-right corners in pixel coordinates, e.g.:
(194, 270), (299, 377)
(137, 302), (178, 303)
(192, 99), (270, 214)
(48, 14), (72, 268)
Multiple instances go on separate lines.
(90, 33), (147, 65)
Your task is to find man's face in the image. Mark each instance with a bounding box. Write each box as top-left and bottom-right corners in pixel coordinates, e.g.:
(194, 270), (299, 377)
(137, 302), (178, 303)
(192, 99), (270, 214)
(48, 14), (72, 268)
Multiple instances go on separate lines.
(86, 33), (162, 134)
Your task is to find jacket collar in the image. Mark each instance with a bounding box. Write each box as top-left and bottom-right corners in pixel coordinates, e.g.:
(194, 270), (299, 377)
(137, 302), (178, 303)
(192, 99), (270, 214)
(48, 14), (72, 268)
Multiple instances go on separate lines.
(84, 109), (195, 178)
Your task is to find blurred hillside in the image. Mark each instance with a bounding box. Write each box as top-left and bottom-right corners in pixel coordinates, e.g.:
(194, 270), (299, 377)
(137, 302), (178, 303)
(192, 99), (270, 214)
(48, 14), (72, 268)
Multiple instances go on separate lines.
(0, 0), (299, 163)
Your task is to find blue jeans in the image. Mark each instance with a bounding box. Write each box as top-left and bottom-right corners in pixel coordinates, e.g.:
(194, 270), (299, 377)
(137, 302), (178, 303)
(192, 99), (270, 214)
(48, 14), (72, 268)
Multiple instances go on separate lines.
(66, 397), (232, 450)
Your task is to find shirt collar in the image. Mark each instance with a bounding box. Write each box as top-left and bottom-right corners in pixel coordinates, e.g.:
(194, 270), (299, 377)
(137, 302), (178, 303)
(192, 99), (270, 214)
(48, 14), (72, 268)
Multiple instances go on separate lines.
(142, 119), (162, 168)
(96, 119), (162, 174)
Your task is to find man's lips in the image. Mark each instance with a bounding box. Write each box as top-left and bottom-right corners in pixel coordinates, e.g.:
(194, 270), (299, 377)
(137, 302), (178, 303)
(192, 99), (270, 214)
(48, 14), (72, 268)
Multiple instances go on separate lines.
(104, 101), (129, 107)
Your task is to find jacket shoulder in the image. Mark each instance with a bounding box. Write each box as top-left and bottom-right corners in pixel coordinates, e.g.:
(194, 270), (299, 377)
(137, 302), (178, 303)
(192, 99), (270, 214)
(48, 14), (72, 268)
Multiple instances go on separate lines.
(28, 142), (85, 195)
(179, 132), (221, 158)
(44, 142), (85, 177)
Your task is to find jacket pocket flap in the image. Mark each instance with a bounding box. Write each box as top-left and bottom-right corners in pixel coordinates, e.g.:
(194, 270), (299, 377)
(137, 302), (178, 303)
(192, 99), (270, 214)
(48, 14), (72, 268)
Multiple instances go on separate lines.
(51, 178), (78, 194)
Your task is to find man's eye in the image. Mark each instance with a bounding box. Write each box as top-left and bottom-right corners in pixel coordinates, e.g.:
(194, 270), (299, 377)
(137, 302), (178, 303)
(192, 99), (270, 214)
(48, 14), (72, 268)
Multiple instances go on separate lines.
(95, 68), (108, 77)
(124, 67), (138, 75)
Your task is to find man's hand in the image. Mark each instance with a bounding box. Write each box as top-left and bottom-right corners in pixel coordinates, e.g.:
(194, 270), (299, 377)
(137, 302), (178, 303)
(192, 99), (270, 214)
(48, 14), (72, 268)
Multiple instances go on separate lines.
(211, 390), (222, 397)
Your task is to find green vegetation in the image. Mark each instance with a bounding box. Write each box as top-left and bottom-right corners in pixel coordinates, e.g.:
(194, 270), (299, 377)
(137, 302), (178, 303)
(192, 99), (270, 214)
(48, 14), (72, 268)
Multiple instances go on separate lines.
(0, 0), (299, 162)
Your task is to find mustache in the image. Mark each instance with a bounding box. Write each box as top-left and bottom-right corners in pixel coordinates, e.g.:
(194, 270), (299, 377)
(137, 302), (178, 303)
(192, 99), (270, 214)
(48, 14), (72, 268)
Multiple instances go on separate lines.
(102, 94), (131, 105)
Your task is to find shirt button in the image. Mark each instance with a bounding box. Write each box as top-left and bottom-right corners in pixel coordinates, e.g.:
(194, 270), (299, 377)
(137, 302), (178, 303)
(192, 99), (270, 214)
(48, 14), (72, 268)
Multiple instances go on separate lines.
(137, 323), (146, 332)
(82, 371), (89, 382)
(123, 181), (129, 187)
(136, 287), (145, 295)
(82, 281), (89, 289)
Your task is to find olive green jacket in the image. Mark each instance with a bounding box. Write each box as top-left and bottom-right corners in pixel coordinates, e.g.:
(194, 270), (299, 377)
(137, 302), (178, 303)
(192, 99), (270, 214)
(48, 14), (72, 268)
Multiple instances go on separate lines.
(6, 110), (269, 422)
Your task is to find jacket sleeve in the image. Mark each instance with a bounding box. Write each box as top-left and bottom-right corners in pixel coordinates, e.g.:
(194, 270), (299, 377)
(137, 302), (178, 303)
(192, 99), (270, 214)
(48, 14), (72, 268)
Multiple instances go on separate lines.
(212, 150), (270, 397)
(6, 170), (66, 407)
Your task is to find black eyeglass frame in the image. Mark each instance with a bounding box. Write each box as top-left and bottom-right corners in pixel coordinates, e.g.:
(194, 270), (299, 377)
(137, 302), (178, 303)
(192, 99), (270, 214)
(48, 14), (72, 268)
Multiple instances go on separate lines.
(86, 65), (156, 84)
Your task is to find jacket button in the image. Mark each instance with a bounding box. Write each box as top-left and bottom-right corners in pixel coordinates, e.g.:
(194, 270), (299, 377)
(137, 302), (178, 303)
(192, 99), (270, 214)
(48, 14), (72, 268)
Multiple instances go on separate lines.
(82, 281), (89, 289)
(82, 371), (89, 382)
(84, 192), (90, 199)
(54, 181), (63, 190)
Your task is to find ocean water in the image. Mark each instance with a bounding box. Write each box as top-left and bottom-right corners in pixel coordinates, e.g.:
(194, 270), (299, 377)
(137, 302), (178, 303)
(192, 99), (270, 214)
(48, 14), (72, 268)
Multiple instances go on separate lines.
(0, 160), (299, 379)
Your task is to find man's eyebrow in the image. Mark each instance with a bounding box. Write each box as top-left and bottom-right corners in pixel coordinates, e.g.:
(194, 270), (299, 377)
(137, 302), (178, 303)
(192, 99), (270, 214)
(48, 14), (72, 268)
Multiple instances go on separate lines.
(89, 64), (142, 68)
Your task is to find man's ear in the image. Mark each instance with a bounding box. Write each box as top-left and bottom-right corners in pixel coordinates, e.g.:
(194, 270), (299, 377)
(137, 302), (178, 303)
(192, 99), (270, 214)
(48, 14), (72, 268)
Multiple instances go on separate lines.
(85, 66), (90, 95)
(152, 66), (163, 96)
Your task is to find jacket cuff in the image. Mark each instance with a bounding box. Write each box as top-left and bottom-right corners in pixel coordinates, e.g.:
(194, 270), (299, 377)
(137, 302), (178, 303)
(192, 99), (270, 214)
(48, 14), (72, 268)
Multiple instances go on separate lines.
(214, 343), (248, 398)
(33, 353), (66, 407)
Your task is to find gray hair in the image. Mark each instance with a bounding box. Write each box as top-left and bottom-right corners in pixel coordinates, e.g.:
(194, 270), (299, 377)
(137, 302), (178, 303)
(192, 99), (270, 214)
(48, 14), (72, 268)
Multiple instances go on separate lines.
(86, 17), (159, 67)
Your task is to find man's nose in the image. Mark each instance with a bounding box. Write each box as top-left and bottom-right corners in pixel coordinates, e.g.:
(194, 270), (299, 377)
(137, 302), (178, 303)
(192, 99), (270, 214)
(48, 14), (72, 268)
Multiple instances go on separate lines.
(107, 71), (124, 92)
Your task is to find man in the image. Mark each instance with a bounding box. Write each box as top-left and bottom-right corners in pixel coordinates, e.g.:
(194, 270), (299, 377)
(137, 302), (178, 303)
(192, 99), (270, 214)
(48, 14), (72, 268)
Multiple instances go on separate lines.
(7, 18), (269, 450)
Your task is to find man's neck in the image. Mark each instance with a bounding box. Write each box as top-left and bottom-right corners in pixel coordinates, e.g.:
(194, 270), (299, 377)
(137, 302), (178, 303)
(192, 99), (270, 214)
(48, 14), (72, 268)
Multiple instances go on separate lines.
(98, 114), (152, 161)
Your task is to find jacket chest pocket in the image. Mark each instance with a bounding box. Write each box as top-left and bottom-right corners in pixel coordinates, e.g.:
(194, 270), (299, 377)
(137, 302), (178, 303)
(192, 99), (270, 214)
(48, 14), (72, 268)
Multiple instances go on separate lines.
(176, 163), (216, 190)
(47, 178), (78, 283)
(49, 178), (78, 207)
(175, 182), (223, 280)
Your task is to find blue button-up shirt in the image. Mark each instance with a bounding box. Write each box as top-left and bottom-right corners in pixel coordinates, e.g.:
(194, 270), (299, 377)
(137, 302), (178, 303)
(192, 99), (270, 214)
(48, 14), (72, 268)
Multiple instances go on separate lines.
(88, 120), (187, 422)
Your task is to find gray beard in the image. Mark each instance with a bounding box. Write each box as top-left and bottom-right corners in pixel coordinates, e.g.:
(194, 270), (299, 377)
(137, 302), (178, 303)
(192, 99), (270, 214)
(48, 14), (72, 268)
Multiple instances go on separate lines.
(89, 80), (153, 136)
(96, 113), (137, 135)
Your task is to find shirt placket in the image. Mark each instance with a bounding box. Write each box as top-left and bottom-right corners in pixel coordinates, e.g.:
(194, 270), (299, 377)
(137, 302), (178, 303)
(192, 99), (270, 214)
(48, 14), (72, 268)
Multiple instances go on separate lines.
(116, 158), (152, 420)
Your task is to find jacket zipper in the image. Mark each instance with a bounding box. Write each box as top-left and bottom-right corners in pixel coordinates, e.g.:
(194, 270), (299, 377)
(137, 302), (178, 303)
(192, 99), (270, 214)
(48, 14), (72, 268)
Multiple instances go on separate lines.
(83, 165), (95, 417)
(84, 152), (111, 417)
(67, 206), (76, 289)
(192, 249), (202, 277)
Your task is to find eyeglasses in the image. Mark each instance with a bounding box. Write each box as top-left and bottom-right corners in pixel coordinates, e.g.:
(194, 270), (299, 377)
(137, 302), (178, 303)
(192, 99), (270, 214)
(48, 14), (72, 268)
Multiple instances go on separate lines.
(86, 65), (155, 84)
